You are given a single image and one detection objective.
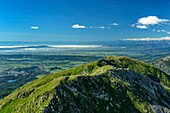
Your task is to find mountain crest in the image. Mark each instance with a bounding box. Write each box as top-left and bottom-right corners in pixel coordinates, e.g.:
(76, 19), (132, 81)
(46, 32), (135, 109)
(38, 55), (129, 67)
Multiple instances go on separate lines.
(0, 56), (169, 113)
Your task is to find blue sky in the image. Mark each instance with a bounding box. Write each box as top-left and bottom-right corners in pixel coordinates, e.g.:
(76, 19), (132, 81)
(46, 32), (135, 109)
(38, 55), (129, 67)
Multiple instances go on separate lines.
(0, 0), (169, 41)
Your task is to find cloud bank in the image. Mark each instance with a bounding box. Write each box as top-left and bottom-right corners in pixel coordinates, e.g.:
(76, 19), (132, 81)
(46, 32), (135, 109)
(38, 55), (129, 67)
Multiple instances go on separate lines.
(49, 45), (102, 48)
(123, 36), (170, 41)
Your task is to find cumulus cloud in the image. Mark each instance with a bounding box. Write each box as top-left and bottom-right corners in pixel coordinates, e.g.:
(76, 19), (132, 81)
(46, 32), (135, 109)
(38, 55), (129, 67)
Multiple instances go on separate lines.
(136, 25), (148, 29)
(123, 36), (170, 41)
(137, 16), (169, 25)
(72, 24), (85, 28)
(111, 23), (119, 26)
(133, 16), (170, 29)
(31, 26), (38, 29)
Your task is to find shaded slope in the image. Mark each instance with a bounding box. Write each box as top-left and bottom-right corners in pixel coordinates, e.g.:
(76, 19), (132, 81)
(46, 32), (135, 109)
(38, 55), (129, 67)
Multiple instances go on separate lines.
(0, 56), (170, 113)
(98, 56), (169, 87)
(151, 55), (170, 75)
(44, 69), (169, 113)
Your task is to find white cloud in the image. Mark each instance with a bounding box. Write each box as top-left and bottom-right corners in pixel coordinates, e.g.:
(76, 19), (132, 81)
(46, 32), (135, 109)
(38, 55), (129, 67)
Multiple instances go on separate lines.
(123, 36), (170, 41)
(31, 26), (38, 29)
(166, 32), (170, 34)
(49, 45), (102, 48)
(137, 16), (169, 25)
(131, 24), (135, 27)
(153, 29), (170, 34)
(98, 26), (105, 29)
(162, 29), (165, 32)
(111, 23), (119, 26)
(89, 26), (110, 29)
(136, 25), (148, 29)
(162, 30), (170, 34)
(133, 16), (170, 29)
(72, 24), (85, 28)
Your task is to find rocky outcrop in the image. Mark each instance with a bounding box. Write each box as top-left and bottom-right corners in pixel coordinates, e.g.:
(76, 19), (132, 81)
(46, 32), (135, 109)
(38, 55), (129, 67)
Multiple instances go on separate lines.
(43, 68), (170, 113)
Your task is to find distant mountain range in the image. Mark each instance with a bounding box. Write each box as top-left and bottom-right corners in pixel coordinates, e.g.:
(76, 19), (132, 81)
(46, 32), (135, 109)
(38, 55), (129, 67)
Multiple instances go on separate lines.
(0, 40), (169, 47)
(0, 40), (169, 55)
(0, 56), (169, 112)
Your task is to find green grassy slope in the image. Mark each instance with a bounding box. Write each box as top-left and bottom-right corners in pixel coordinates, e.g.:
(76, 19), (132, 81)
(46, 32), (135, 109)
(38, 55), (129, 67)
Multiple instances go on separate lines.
(0, 56), (169, 113)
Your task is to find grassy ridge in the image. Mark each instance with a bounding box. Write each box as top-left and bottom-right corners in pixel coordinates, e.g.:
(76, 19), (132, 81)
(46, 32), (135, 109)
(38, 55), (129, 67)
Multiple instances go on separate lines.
(0, 56), (169, 112)
(99, 56), (169, 87)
